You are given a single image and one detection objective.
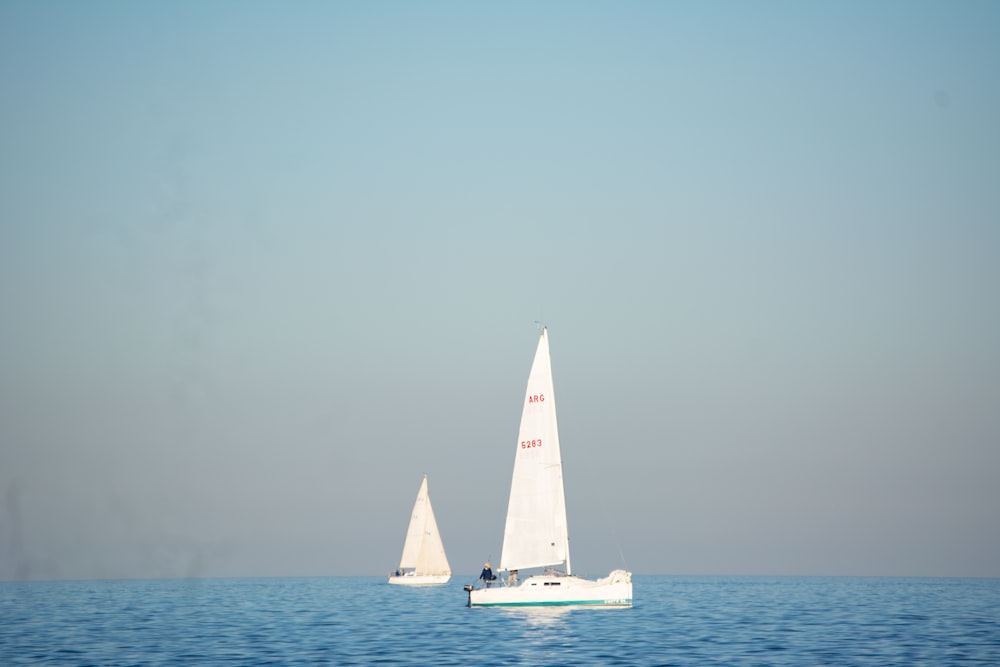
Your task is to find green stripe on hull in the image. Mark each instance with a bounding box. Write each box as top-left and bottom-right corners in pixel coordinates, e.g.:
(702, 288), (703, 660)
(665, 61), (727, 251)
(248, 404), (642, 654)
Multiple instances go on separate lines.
(472, 600), (632, 607)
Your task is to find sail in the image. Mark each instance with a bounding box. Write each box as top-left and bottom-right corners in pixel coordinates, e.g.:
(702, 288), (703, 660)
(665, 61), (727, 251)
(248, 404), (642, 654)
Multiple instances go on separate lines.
(499, 328), (571, 573)
(399, 475), (451, 576)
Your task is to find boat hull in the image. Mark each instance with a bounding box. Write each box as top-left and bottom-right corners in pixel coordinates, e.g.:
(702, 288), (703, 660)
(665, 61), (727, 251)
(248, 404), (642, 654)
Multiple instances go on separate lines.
(388, 573), (451, 586)
(468, 570), (632, 607)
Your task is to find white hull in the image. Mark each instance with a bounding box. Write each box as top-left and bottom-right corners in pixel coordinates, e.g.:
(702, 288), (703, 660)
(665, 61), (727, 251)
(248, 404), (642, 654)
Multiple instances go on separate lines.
(468, 570), (632, 607)
(388, 573), (451, 586)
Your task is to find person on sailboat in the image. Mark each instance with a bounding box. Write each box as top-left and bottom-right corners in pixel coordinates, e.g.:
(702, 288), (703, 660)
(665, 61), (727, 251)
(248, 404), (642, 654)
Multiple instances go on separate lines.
(479, 562), (496, 586)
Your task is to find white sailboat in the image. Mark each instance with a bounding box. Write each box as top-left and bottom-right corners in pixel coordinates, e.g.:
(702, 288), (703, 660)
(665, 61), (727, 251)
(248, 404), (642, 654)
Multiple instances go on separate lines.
(466, 328), (632, 607)
(388, 474), (452, 586)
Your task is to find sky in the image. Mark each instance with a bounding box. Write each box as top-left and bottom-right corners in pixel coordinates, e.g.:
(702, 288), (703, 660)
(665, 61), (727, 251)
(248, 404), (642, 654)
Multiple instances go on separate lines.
(1, 1), (998, 581)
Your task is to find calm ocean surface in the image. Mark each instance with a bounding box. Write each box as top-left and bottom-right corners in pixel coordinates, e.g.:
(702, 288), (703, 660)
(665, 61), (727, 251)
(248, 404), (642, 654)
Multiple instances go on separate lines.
(2, 575), (998, 666)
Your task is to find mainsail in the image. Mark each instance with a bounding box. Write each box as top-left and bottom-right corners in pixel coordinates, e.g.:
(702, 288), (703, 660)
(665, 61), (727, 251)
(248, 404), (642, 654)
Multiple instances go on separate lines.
(499, 328), (571, 574)
(399, 475), (451, 576)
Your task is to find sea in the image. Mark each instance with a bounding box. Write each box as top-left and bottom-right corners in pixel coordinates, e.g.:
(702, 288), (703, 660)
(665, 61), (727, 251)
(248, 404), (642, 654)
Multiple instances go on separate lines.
(2, 575), (998, 666)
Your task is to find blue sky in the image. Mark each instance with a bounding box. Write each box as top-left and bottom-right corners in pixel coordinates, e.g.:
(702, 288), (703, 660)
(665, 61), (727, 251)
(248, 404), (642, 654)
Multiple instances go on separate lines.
(2, 1), (998, 580)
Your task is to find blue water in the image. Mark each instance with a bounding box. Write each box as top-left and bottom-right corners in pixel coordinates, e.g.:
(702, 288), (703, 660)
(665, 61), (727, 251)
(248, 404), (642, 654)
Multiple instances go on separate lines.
(2, 576), (999, 665)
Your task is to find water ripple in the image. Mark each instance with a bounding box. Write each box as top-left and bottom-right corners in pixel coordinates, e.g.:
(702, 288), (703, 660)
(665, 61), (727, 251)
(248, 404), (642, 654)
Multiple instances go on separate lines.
(2, 576), (998, 665)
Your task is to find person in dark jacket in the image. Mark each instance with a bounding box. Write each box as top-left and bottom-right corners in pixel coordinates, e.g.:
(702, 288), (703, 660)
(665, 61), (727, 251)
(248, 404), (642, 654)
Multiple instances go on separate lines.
(479, 562), (496, 585)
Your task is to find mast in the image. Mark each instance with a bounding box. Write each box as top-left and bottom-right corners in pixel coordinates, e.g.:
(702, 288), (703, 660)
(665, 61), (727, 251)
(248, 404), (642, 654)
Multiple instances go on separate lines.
(565, 529), (572, 576)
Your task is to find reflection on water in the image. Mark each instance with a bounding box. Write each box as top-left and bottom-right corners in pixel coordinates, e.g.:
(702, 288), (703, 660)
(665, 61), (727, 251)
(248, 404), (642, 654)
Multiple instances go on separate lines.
(500, 606), (571, 627)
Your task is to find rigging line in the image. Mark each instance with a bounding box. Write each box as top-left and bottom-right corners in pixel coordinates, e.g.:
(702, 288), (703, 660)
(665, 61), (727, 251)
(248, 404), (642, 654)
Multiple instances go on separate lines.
(608, 508), (629, 570)
(618, 543), (629, 571)
(597, 489), (629, 570)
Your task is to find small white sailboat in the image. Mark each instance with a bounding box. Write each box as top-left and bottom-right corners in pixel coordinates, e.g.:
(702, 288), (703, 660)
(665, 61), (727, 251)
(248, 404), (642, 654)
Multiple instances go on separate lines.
(388, 474), (452, 586)
(466, 328), (632, 607)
